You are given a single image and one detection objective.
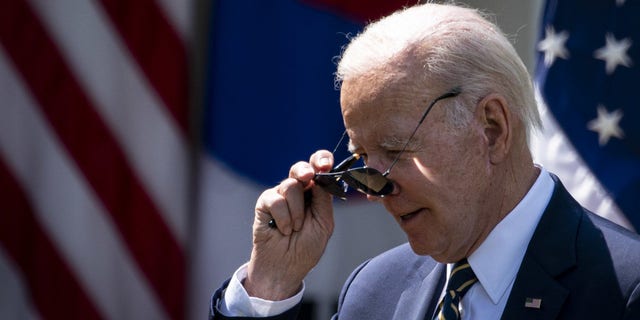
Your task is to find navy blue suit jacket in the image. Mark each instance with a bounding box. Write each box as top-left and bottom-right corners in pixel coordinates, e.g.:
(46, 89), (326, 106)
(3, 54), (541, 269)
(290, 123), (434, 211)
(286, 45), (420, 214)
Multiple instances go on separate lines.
(210, 176), (640, 319)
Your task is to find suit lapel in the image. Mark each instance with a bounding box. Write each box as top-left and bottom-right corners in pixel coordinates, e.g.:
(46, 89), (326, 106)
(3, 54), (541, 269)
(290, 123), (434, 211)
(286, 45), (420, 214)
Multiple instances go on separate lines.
(501, 175), (580, 319)
(500, 254), (569, 319)
(393, 262), (446, 320)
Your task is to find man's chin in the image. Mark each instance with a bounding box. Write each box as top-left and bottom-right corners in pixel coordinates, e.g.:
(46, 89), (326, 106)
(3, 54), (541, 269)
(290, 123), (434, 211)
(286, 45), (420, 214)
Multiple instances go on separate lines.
(407, 240), (432, 256)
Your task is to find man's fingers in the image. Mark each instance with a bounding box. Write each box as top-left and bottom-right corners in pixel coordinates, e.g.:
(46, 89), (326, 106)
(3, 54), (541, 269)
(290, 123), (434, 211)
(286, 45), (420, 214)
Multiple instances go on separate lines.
(279, 178), (306, 232)
(288, 161), (315, 188)
(255, 177), (308, 235)
(257, 152), (336, 236)
(309, 150), (334, 173)
(256, 188), (293, 236)
(288, 150), (334, 185)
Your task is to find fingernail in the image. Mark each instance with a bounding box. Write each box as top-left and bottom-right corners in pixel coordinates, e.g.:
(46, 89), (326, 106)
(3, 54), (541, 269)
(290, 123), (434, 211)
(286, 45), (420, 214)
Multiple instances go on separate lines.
(319, 157), (330, 166)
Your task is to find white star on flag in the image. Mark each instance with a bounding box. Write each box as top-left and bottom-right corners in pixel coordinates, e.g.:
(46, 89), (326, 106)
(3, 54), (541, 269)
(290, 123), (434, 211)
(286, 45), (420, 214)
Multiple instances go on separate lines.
(594, 33), (633, 75)
(537, 25), (570, 67)
(535, 0), (640, 232)
(587, 105), (625, 146)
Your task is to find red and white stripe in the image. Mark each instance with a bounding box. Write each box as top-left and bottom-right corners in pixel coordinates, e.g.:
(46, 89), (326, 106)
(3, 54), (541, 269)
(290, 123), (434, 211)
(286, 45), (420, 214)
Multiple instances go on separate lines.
(0, 0), (192, 319)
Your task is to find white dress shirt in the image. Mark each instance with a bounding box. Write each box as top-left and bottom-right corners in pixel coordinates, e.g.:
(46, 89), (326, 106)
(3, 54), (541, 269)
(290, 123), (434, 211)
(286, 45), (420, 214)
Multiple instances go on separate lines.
(220, 167), (554, 319)
(446, 167), (554, 319)
(218, 263), (304, 317)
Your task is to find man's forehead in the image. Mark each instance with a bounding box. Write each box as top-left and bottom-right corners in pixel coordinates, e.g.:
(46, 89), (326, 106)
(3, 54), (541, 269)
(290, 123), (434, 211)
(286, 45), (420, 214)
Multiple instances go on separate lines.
(340, 67), (424, 106)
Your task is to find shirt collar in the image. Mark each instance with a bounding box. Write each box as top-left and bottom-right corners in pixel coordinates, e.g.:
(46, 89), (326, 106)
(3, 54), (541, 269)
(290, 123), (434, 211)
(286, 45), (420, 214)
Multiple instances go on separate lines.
(466, 167), (554, 304)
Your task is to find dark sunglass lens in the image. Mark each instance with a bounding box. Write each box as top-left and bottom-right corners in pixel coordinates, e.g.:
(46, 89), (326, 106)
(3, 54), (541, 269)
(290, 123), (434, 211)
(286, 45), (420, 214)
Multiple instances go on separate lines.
(342, 168), (394, 196)
(314, 173), (348, 198)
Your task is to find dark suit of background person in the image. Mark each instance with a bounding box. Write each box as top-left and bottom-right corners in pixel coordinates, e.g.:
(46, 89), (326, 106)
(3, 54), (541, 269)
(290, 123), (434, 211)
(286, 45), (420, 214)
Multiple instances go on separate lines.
(210, 176), (640, 319)
(208, 3), (640, 320)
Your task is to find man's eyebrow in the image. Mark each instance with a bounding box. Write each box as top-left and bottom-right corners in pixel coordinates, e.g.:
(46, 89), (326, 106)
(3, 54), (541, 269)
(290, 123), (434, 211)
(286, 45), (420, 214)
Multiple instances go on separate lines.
(347, 136), (413, 153)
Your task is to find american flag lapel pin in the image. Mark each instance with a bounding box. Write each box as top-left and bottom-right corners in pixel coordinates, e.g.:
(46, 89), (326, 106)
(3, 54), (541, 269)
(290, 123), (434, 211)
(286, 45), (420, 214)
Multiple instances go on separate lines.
(525, 297), (542, 309)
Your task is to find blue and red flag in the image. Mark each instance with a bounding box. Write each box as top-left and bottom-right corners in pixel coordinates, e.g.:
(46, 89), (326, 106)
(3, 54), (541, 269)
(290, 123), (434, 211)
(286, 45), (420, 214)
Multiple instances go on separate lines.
(203, 1), (410, 185)
(194, 1), (410, 318)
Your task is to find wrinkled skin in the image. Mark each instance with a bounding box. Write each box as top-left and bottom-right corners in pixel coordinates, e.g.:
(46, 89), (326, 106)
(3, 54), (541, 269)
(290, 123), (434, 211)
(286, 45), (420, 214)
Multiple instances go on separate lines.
(245, 151), (336, 300)
(243, 70), (538, 300)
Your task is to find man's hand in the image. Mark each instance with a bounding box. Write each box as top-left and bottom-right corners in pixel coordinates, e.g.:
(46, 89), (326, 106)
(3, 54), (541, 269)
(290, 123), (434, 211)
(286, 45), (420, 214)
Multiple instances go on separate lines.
(244, 150), (336, 300)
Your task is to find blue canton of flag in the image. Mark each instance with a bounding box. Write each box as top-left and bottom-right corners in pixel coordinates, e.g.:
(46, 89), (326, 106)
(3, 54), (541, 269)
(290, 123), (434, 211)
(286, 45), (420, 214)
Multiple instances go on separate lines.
(535, 0), (640, 231)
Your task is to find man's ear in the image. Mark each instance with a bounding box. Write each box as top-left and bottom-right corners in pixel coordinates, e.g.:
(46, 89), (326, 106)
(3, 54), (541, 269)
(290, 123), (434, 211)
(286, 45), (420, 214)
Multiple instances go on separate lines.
(477, 94), (511, 164)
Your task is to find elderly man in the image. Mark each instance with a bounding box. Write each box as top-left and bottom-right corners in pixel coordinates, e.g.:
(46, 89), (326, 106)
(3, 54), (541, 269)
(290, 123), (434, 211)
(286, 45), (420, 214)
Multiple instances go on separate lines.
(210, 3), (640, 319)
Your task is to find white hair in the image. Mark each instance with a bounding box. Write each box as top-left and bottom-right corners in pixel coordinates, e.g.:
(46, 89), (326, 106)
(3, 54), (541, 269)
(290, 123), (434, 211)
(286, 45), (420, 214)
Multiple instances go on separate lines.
(336, 3), (541, 141)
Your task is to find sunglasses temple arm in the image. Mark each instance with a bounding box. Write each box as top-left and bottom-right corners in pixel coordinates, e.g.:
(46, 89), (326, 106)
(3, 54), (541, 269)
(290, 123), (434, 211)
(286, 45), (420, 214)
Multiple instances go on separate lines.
(331, 130), (349, 154)
(383, 88), (462, 176)
(382, 105), (431, 176)
(333, 153), (360, 172)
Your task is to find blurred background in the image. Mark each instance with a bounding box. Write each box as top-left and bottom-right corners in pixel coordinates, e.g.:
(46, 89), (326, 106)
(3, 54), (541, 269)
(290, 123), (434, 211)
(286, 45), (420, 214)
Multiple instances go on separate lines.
(1, 0), (637, 319)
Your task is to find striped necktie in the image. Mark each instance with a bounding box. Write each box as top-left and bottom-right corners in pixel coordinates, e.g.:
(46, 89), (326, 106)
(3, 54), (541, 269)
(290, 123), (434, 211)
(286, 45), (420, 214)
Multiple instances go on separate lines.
(434, 259), (478, 320)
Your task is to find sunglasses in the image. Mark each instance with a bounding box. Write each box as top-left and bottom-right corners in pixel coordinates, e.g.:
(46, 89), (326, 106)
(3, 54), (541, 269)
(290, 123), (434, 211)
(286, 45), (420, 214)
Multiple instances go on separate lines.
(314, 87), (462, 199)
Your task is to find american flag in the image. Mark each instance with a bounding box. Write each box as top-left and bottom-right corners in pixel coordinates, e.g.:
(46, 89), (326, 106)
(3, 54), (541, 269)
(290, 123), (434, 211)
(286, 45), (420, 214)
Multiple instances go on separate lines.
(0, 0), (414, 319)
(0, 0), (192, 319)
(534, 0), (639, 231)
